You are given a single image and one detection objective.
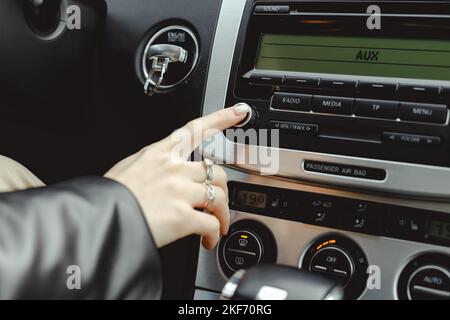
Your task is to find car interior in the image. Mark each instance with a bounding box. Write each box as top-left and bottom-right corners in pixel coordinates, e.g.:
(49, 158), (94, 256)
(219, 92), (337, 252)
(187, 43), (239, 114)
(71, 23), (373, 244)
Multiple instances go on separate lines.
(1, 0), (450, 300)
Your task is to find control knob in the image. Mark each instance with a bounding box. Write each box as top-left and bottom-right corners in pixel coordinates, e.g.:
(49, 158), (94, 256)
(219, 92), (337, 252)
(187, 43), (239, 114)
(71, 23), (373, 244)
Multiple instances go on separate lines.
(218, 220), (277, 277)
(233, 104), (259, 128)
(398, 253), (450, 300)
(301, 234), (368, 299)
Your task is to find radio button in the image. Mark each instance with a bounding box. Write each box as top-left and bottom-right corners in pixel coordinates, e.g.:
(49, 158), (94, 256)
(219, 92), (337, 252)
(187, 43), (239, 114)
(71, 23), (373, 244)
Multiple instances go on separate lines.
(312, 95), (354, 115)
(358, 82), (397, 95)
(271, 92), (312, 111)
(399, 102), (447, 124)
(355, 99), (399, 119)
(320, 79), (356, 90)
(249, 73), (282, 86)
(269, 121), (318, 135)
(382, 132), (442, 146)
(398, 84), (440, 98)
(283, 76), (319, 88)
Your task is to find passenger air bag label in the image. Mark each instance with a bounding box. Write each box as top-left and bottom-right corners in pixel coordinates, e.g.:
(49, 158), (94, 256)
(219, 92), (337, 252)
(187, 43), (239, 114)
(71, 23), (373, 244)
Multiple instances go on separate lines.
(303, 160), (386, 180)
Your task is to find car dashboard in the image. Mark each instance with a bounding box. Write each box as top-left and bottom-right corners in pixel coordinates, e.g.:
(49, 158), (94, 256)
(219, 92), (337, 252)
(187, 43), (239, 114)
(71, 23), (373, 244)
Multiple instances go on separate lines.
(0, 0), (449, 300)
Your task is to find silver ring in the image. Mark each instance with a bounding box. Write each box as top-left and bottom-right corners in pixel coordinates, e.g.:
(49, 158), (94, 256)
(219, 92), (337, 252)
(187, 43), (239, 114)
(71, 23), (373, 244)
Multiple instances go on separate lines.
(203, 182), (215, 208)
(203, 158), (214, 183)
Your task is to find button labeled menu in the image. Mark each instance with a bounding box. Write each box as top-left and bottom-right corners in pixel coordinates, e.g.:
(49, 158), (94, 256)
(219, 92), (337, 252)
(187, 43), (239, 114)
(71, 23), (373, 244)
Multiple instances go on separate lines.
(271, 92), (312, 111)
(312, 95), (354, 115)
(399, 102), (447, 124)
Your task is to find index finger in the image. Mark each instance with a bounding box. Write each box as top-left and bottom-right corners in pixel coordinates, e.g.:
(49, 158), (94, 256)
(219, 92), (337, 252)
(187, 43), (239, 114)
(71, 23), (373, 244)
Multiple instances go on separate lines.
(167, 103), (252, 153)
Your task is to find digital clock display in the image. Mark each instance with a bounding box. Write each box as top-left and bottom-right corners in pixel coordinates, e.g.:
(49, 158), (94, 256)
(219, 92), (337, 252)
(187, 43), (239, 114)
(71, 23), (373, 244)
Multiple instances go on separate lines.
(428, 220), (450, 241)
(236, 190), (267, 209)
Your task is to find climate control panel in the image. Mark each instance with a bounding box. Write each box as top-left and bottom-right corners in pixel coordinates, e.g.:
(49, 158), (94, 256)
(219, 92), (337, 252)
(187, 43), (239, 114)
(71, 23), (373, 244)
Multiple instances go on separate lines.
(218, 220), (277, 277)
(398, 253), (450, 300)
(301, 234), (368, 299)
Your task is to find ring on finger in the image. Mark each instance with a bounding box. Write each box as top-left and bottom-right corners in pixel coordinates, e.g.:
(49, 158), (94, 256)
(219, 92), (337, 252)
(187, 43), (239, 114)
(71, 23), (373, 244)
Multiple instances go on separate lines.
(203, 158), (214, 183)
(203, 182), (215, 208)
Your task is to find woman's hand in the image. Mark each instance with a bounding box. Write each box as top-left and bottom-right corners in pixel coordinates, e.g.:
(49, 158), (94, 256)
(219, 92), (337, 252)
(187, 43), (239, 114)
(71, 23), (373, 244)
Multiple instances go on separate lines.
(105, 104), (251, 250)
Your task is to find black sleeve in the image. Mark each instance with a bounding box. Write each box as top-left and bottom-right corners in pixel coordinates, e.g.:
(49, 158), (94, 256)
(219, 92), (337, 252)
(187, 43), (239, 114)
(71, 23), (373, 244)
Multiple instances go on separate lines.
(0, 176), (162, 300)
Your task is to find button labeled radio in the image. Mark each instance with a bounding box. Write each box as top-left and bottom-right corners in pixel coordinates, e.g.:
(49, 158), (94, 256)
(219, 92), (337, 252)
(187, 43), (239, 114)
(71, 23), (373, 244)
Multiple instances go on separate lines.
(355, 98), (398, 119)
(312, 95), (354, 115)
(271, 92), (312, 111)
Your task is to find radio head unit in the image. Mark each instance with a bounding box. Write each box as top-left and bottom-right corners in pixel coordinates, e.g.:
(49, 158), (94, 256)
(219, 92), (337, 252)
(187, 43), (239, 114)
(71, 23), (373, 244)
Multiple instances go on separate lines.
(202, 0), (450, 198)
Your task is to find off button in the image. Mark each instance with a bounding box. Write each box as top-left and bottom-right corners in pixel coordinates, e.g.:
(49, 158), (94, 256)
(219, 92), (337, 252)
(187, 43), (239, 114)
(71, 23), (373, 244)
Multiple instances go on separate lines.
(309, 246), (354, 285)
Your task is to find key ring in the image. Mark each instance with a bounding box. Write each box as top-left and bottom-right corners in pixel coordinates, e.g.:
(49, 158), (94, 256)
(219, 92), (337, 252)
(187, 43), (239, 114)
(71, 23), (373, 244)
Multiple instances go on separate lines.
(144, 57), (170, 96)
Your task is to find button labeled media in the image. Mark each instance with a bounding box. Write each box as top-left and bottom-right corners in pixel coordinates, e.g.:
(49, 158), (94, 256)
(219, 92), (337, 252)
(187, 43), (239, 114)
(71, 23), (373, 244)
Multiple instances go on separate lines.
(312, 95), (354, 115)
(271, 92), (312, 111)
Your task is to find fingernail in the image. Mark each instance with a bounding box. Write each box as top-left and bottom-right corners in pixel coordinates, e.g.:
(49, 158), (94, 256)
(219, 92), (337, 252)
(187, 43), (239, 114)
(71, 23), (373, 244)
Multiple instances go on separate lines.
(233, 103), (251, 116)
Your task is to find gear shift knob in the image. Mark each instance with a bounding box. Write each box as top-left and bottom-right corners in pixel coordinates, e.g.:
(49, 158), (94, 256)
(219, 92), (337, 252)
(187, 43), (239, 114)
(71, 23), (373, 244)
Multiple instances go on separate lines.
(221, 264), (344, 300)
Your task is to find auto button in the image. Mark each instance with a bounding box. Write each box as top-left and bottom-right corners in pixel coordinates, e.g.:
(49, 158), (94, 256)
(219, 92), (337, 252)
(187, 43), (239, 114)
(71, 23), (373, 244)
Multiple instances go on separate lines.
(408, 266), (450, 300)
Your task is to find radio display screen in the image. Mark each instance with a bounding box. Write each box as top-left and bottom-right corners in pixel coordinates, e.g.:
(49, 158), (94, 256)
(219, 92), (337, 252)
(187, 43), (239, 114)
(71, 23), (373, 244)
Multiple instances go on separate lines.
(255, 34), (450, 81)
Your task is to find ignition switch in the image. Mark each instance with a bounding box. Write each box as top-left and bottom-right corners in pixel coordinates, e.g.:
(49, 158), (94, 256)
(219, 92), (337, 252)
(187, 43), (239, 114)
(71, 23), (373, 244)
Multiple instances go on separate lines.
(139, 25), (199, 95)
